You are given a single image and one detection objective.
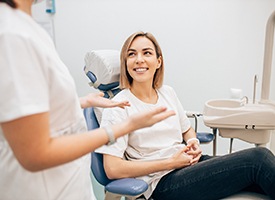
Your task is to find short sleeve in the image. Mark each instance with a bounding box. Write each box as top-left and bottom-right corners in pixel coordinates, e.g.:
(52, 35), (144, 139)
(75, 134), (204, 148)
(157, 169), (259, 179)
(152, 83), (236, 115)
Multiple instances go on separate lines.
(166, 86), (191, 133)
(0, 33), (49, 122)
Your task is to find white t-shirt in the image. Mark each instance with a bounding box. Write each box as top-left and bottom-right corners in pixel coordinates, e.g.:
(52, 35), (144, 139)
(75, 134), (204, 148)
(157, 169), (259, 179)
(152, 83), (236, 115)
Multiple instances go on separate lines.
(0, 4), (95, 200)
(96, 85), (191, 199)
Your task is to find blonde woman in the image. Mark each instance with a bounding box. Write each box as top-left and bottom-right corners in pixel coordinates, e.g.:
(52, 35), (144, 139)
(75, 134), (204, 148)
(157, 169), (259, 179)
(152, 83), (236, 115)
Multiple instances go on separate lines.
(96, 31), (275, 200)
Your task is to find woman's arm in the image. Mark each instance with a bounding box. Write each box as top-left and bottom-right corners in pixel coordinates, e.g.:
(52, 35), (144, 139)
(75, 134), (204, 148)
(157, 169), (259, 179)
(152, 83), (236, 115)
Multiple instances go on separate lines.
(1, 106), (175, 172)
(79, 92), (130, 109)
(182, 127), (197, 143)
(104, 147), (193, 179)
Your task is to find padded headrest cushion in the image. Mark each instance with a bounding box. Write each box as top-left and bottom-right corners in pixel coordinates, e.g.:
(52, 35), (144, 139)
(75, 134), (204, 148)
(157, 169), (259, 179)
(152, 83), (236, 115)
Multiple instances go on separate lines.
(84, 50), (120, 88)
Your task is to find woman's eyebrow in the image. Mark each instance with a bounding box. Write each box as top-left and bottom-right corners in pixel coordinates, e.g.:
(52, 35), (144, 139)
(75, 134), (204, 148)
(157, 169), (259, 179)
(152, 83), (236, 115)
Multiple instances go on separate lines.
(127, 48), (136, 52)
(142, 47), (154, 51)
(127, 47), (154, 53)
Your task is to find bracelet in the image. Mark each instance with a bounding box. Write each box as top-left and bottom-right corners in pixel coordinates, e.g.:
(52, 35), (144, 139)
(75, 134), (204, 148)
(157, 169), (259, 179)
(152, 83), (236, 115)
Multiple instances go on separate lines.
(103, 126), (116, 145)
(186, 138), (200, 145)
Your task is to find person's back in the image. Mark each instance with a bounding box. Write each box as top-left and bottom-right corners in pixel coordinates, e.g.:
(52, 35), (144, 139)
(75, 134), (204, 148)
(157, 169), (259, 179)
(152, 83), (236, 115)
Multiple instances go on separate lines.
(0, 3), (94, 199)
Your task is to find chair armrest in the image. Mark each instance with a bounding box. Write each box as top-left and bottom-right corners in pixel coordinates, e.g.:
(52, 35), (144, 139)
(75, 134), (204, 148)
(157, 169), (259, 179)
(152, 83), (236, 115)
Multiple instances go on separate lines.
(105, 178), (148, 196)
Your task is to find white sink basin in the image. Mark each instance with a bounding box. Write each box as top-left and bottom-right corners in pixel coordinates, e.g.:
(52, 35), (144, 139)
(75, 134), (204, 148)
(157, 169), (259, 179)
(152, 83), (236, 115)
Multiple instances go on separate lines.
(204, 99), (243, 117)
(203, 99), (275, 144)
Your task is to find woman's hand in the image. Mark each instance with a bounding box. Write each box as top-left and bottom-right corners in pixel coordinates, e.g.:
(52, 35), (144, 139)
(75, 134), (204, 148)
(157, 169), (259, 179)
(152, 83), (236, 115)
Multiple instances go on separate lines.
(128, 106), (176, 130)
(80, 92), (130, 109)
(186, 140), (202, 165)
(167, 146), (193, 169)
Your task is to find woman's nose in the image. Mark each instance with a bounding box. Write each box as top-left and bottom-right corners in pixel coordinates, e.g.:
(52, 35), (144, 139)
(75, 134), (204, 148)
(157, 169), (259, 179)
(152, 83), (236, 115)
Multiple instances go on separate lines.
(135, 53), (144, 64)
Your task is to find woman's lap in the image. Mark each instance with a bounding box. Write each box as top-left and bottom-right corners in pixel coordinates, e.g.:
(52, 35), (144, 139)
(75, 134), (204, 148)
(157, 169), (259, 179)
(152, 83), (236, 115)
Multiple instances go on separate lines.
(152, 147), (275, 200)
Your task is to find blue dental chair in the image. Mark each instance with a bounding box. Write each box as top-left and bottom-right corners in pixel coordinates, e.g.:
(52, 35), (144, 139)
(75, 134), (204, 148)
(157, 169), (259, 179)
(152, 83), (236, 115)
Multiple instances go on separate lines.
(84, 107), (149, 200)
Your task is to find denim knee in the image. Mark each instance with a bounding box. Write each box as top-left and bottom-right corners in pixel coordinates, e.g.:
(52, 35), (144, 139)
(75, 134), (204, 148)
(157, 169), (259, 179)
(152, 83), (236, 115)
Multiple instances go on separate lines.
(250, 147), (273, 162)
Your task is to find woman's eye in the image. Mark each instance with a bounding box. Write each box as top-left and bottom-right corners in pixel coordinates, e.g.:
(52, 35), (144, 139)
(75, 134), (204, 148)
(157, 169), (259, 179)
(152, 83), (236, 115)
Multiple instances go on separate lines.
(144, 51), (152, 55)
(128, 52), (135, 57)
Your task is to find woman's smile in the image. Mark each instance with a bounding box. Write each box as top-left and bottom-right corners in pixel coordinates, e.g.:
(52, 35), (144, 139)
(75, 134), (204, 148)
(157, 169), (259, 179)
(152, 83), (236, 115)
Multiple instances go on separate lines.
(134, 67), (149, 73)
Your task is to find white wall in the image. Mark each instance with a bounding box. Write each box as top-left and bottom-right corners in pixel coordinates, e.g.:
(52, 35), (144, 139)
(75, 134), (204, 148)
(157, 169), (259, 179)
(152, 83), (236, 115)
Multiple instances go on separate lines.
(34, 0), (275, 154)
(33, 0), (275, 156)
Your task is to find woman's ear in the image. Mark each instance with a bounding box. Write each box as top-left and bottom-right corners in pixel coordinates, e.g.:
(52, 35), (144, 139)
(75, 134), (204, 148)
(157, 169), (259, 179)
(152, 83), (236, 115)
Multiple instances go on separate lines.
(157, 56), (162, 69)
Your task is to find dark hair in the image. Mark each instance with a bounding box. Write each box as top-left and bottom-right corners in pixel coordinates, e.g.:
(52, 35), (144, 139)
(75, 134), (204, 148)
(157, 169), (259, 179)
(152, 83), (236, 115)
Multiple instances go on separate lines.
(0, 0), (17, 8)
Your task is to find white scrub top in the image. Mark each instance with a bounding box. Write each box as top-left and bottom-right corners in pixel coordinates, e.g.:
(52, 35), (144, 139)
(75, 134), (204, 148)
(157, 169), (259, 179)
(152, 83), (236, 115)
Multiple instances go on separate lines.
(0, 4), (95, 200)
(96, 85), (191, 199)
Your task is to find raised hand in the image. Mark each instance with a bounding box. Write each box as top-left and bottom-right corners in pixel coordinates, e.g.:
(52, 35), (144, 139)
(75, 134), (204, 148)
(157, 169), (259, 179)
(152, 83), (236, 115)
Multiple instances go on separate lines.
(129, 106), (175, 130)
(80, 92), (130, 109)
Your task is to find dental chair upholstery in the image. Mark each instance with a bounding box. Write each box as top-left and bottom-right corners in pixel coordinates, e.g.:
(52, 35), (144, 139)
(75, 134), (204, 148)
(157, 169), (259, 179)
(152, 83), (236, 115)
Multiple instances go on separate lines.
(83, 50), (270, 200)
(84, 107), (148, 200)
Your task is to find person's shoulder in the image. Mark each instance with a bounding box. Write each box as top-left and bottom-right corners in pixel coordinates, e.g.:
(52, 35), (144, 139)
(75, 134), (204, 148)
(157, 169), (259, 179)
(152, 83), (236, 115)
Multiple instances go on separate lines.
(112, 89), (131, 100)
(0, 6), (27, 36)
(158, 85), (176, 94)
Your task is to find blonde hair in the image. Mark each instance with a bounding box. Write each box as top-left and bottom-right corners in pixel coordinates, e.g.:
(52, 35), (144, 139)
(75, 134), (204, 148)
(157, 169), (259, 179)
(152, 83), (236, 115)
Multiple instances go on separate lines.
(120, 31), (164, 89)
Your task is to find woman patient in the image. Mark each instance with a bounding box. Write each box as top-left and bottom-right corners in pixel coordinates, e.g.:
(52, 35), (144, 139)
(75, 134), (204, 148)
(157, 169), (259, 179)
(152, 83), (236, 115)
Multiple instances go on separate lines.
(96, 31), (275, 200)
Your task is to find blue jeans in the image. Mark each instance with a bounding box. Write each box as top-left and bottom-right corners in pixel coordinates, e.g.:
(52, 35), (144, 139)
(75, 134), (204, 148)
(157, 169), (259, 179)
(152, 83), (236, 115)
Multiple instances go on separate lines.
(151, 147), (275, 200)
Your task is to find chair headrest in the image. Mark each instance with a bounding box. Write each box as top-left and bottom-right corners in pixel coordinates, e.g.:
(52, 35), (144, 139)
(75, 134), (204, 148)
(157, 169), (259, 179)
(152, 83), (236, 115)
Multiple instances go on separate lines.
(84, 50), (121, 98)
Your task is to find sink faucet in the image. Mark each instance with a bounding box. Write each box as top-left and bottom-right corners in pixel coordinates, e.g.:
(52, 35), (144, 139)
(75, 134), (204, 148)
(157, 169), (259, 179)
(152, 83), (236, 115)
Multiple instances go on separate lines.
(241, 96), (248, 105)
(253, 74), (258, 104)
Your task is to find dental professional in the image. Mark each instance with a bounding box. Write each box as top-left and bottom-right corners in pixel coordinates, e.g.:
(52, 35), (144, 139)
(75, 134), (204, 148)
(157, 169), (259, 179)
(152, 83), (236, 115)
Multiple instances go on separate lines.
(0, 1), (175, 199)
(96, 31), (275, 200)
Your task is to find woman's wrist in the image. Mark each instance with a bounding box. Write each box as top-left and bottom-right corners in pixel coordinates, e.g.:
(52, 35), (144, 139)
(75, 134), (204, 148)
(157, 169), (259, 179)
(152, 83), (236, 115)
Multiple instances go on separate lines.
(186, 138), (200, 145)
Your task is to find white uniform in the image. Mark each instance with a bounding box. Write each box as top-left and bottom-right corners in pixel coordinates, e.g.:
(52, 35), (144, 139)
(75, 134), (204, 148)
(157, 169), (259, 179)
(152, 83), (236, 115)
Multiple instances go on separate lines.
(0, 4), (95, 200)
(96, 85), (191, 199)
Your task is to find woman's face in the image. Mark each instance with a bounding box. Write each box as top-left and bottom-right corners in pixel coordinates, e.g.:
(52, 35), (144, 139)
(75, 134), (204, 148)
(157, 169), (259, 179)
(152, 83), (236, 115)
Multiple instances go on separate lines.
(126, 36), (161, 86)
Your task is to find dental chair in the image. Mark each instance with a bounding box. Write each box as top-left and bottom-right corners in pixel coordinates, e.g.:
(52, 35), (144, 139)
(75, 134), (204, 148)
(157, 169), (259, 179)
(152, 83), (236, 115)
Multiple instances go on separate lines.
(83, 50), (270, 200)
(84, 106), (148, 200)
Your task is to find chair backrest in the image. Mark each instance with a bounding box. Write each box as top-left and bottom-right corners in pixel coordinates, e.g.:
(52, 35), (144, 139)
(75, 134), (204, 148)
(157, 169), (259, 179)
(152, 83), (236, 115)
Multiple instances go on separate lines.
(83, 107), (113, 186)
(83, 50), (123, 186)
(84, 50), (121, 98)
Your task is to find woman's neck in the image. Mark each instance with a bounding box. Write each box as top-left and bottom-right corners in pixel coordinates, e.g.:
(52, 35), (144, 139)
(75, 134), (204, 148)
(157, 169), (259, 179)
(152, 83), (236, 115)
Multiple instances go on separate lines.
(14, 0), (32, 15)
(130, 83), (158, 104)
